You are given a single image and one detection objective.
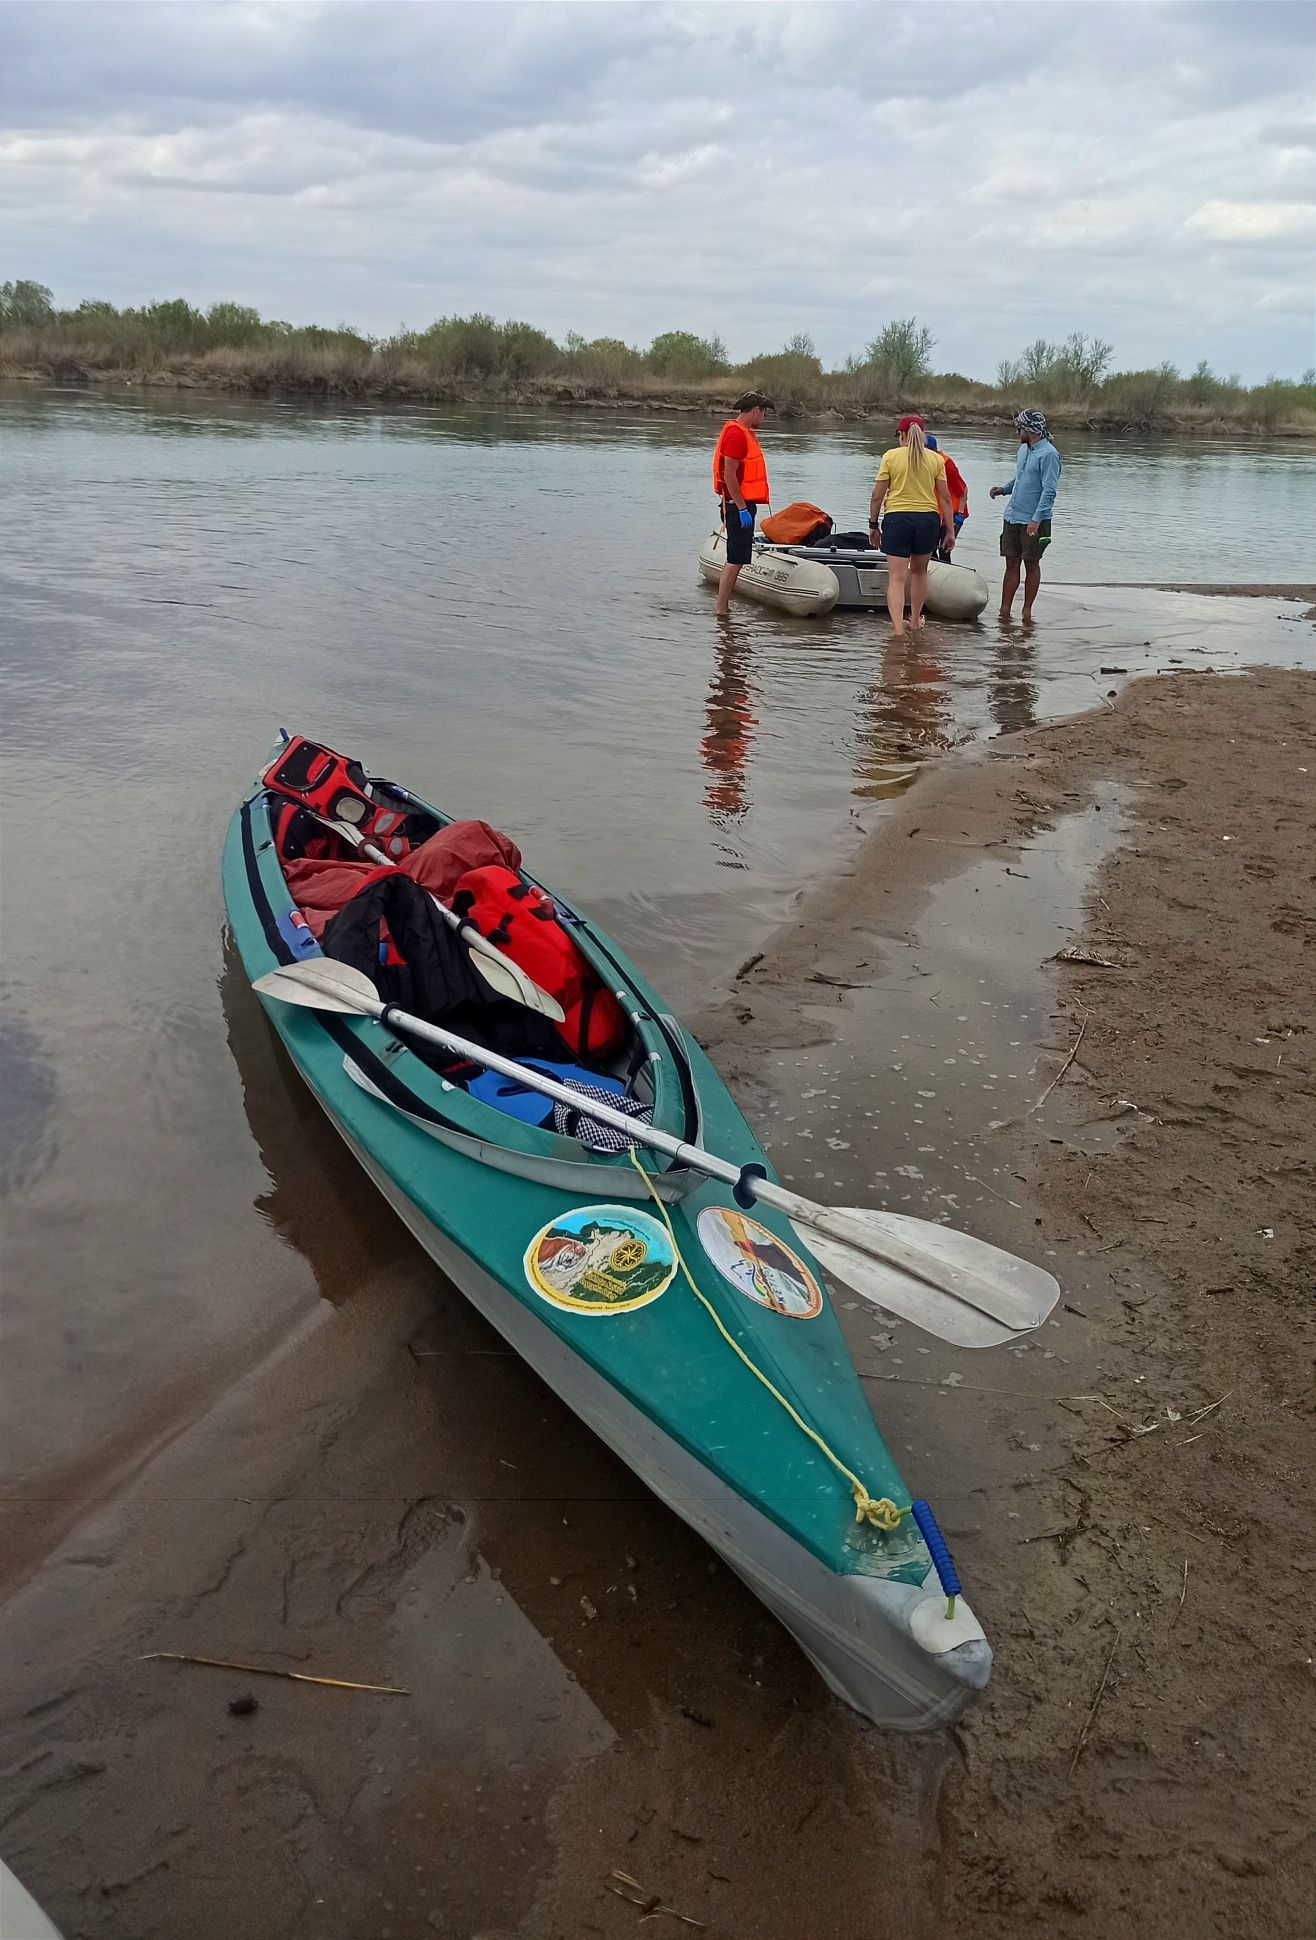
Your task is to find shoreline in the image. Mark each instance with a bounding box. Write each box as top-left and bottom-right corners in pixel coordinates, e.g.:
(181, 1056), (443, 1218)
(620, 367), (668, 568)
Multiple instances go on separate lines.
(4, 363), (1314, 438)
(1, 668), (1313, 1937)
(696, 665), (1316, 1936)
(1061, 579), (1316, 600)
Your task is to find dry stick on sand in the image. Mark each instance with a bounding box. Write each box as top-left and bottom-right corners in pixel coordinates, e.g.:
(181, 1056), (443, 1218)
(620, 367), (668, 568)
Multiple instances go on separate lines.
(1173, 1558), (1189, 1625)
(608, 1873), (706, 1929)
(1070, 1629), (1121, 1775)
(1029, 1011), (1090, 1118)
(142, 1651), (408, 1695)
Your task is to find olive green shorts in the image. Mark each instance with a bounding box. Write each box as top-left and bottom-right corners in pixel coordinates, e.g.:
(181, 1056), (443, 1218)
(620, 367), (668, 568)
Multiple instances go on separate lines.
(1000, 520), (1052, 562)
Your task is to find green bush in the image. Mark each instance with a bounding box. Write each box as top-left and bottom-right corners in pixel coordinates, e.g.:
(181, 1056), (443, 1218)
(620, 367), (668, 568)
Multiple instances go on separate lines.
(862, 318), (935, 400)
(0, 279), (55, 327)
(1099, 362), (1180, 425)
(734, 343), (825, 414)
(562, 333), (645, 386)
(647, 329), (728, 379)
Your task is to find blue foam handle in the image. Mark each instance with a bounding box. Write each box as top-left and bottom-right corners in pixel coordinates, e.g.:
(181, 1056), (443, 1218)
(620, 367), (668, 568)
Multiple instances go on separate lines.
(911, 1500), (961, 1601)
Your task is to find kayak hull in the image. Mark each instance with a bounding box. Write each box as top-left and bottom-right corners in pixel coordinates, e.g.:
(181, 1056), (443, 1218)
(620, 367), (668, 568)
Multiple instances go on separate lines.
(698, 532), (839, 616)
(0, 1863), (65, 1940)
(222, 758), (992, 1728)
(764, 544), (991, 620)
(340, 1118), (990, 1729)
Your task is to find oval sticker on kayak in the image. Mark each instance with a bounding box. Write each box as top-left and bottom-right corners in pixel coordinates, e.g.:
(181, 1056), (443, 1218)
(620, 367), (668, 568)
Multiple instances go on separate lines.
(697, 1206), (823, 1318)
(524, 1205), (676, 1316)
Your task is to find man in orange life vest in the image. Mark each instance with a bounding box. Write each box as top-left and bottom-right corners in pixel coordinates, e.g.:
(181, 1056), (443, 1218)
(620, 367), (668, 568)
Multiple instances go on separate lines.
(711, 391), (774, 616)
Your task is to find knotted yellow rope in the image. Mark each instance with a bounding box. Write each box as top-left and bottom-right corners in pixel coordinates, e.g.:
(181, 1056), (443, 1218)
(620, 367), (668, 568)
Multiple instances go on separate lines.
(628, 1152), (904, 1533)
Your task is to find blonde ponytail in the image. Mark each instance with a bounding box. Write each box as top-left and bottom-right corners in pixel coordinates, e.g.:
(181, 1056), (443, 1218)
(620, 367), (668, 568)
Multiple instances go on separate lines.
(905, 421), (927, 474)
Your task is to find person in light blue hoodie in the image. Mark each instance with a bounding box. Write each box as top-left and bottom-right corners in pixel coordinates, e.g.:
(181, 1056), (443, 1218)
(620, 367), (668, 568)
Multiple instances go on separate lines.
(989, 408), (1061, 622)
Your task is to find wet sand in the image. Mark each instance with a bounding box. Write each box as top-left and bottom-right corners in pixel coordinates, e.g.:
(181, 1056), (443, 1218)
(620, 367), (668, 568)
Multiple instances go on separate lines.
(2, 665), (1314, 1938)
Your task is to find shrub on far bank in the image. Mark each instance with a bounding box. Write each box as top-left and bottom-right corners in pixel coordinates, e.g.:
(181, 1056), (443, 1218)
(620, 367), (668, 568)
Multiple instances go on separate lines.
(646, 329), (728, 379)
(561, 334), (646, 388)
(735, 335), (826, 414)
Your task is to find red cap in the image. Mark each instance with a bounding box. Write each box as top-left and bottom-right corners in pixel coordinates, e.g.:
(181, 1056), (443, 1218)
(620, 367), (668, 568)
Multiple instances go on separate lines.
(897, 414), (925, 433)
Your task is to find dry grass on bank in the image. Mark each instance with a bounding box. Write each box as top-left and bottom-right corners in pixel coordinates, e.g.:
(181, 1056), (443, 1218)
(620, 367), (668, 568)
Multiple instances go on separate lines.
(4, 324), (1314, 437)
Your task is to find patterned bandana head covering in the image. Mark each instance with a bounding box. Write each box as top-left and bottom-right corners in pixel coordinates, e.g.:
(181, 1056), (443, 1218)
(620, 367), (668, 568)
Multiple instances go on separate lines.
(1015, 409), (1048, 438)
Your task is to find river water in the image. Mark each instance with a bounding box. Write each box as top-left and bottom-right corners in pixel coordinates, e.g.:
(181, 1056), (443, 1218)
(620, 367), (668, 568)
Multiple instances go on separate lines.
(1, 382), (1313, 1512)
(1, 391), (1314, 1934)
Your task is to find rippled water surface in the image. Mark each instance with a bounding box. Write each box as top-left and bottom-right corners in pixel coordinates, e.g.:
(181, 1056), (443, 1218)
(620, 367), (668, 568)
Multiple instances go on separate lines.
(2, 384), (1313, 1500)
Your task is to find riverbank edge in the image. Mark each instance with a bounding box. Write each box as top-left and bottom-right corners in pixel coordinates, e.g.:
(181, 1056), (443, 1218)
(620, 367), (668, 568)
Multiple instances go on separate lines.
(695, 664), (1316, 1937)
(4, 360), (1314, 438)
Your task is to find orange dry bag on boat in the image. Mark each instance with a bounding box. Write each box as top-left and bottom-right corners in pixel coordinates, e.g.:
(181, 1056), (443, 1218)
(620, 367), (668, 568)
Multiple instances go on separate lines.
(760, 501), (833, 545)
(450, 865), (627, 1062)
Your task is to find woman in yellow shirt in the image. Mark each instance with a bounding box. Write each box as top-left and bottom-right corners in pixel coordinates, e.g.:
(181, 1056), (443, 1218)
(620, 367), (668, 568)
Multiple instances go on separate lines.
(867, 414), (956, 635)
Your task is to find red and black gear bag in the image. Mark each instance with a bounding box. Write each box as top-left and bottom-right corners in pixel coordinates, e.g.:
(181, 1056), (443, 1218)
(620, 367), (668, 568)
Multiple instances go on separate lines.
(449, 865), (627, 1062)
(262, 736), (412, 859)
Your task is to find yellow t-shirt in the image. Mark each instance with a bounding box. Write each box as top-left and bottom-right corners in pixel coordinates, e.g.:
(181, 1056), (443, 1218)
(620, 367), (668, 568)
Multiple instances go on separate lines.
(876, 445), (946, 514)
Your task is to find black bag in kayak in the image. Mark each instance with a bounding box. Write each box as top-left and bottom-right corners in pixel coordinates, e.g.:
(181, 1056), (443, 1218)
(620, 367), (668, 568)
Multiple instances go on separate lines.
(321, 872), (562, 1061)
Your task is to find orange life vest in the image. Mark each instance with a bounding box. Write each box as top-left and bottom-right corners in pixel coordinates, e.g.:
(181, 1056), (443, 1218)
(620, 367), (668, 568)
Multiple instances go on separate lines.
(712, 420), (769, 502)
(449, 865), (627, 1062)
(263, 736), (412, 858)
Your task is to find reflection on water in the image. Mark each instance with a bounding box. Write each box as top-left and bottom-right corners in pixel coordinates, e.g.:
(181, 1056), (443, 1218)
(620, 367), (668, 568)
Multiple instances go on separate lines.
(988, 636), (1040, 736)
(0, 1009), (58, 1198)
(1, 383), (1312, 1513)
(701, 620), (758, 824)
(217, 934), (421, 1303)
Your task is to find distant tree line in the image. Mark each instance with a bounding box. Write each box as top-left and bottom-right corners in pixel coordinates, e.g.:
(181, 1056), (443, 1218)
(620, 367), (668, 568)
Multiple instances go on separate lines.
(3, 280), (1312, 430)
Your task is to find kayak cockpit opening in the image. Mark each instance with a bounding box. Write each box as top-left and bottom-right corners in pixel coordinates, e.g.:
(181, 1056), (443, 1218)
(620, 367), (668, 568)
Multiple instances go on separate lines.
(260, 738), (662, 1147)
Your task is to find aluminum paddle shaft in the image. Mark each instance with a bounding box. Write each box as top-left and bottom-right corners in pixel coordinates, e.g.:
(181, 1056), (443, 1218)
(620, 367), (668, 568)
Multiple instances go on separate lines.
(253, 958), (1059, 1343)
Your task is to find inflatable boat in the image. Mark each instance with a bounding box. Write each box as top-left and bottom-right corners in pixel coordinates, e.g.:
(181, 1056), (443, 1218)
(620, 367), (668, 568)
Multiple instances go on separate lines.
(222, 735), (1060, 1727)
(699, 534), (989, 622)
(698, 532), (838, 617)
(767, 541), (990, 621)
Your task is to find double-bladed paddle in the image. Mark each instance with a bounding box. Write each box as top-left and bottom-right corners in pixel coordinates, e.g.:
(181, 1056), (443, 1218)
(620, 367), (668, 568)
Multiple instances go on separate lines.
(252, 956), (1060, 1348)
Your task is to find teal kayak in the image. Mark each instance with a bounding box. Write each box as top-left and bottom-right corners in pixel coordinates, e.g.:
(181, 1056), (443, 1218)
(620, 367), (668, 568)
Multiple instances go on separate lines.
(222, 741), (991, 1726)
(0, 1861), (64, 1939)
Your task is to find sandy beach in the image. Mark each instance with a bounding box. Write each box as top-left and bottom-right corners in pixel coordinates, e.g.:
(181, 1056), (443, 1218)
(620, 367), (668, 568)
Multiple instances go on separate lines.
(1, 660), (1312, 1940)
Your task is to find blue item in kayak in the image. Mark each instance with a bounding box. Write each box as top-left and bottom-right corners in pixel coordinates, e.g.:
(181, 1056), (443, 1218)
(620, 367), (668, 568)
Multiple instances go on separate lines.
(463, 1058), (631, 1128)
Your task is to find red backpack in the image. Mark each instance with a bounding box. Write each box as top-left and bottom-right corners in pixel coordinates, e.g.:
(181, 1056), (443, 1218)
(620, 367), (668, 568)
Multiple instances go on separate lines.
(450, 865), (626, 1062)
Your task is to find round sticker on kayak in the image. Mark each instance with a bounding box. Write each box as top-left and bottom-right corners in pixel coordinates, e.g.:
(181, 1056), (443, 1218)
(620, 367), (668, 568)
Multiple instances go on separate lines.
(524, 1204), (676, 1316)
(697, 1206), (823, 1318)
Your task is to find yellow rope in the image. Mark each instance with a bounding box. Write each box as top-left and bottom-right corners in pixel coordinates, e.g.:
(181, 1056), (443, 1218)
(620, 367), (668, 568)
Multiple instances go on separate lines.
(628, 1151), (904, 1534)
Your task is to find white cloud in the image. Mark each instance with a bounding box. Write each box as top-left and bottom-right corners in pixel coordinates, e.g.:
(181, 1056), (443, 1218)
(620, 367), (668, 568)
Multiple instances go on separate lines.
(0, 0), (1313, 380)
(1186, 200), (1315, 242)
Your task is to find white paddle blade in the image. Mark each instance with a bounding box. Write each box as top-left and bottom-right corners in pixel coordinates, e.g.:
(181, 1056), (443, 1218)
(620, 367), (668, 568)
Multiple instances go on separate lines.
(252, 958), (383, 1015)
(464, 944), (566, 1021)
(802, 1208), (1059, 1349)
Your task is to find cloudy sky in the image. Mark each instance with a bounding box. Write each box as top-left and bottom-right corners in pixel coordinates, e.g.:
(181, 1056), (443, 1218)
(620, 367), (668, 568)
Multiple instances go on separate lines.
(2, 0), (1313, 381)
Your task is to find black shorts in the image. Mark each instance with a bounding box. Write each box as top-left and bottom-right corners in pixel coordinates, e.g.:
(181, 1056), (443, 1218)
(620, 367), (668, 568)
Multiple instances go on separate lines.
(880, 510), (941, 559)
(722, 500), (758, 565)
(1000, 519), (1052, 561)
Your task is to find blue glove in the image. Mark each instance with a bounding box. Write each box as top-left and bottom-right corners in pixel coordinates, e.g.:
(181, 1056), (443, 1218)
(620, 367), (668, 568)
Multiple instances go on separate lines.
(737, 507), (753, 530)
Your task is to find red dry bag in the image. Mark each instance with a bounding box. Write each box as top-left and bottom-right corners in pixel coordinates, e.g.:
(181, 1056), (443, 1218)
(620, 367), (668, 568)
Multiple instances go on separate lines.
(450, 865), (627, 1062)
